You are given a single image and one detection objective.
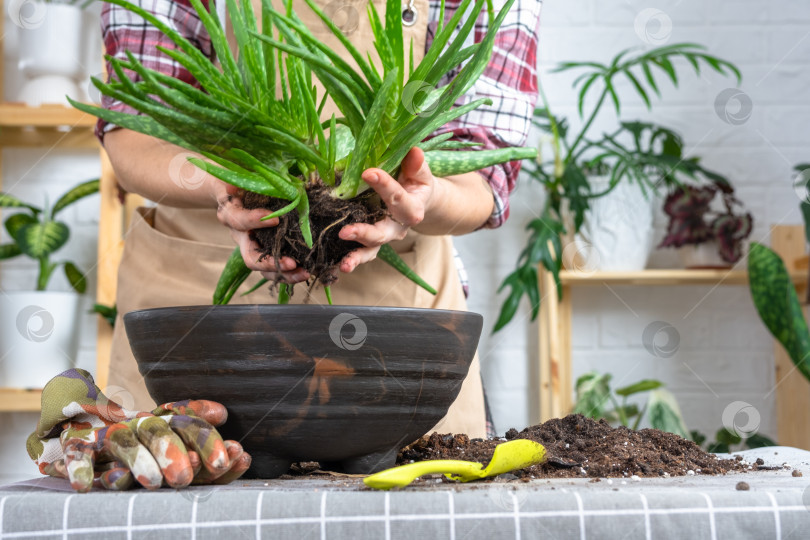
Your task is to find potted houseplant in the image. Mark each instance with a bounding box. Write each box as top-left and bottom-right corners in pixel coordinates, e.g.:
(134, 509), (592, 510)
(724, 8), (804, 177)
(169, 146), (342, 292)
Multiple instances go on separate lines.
(70, 0), (536, 303)
(13, 0), (94, 106)
(658, 183), (753, 268)
(494, 43), (741, 331)
(0, 179), (99, 388)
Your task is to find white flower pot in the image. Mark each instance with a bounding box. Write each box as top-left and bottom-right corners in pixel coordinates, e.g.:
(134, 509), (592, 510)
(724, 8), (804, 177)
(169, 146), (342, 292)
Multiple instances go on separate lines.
(678, 241), (730, 269)
(564, 176), (655, 272)
(16, 4), (85, 105)
(0, 291), (81, 388)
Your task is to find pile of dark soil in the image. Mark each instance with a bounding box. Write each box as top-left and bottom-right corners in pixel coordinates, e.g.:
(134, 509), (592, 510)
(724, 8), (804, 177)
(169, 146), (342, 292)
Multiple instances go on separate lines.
(398, 414), (759, 479)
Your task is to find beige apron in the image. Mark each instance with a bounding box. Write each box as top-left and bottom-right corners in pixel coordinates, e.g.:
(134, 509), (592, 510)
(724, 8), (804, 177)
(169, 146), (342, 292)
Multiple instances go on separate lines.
(108, 0), (486, 438)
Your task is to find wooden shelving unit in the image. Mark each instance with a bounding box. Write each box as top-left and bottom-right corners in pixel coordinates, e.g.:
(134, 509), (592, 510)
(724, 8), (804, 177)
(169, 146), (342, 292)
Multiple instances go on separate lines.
(0, 103), (98, 149)
(538, 227), (810, 449)
(0, 104), (104, 413)
(0, 0), (126, 414)
(0, 389), (42, 413)
(558, 268), (755, 286)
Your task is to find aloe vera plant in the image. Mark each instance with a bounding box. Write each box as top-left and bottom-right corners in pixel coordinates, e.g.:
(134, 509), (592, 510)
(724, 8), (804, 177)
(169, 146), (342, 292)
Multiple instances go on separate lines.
(0, 179), (100, 292)
(71, 0), (536, 304)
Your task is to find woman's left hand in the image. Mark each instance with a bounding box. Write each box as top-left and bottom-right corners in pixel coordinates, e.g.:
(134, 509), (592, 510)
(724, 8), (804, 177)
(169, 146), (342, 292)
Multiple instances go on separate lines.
(337, 147), (436, 273)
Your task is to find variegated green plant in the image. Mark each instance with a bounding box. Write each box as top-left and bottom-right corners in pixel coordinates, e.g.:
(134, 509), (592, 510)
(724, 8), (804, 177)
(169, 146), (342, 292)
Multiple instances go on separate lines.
(0, 180), (100, 292)
(70, 0), (536, 304)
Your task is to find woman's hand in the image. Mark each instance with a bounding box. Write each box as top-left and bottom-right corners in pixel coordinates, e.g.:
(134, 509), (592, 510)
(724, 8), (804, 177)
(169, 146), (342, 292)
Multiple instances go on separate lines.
(213, 181), (310, 283)
(337, 147), (436, 273)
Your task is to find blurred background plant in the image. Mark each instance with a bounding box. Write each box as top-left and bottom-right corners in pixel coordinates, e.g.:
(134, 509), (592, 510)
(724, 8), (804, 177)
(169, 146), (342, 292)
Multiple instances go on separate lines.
(0, 179), (99, 292)
(572, 371), (690, 439)
(658, 183), (753, 266)
(574, 371), (777, 452)
(494, 43), (741, 331)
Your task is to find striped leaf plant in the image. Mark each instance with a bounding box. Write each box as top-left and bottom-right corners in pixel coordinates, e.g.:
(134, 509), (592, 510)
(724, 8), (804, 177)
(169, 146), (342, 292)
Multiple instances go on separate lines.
(70, 0), (536, 304)
(0, 180), (100, 292)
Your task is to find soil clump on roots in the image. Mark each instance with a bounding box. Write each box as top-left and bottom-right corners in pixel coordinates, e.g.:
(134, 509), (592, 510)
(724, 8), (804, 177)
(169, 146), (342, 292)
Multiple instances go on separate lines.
(243, 181), (385, 285)
(397, 414), (760, 480)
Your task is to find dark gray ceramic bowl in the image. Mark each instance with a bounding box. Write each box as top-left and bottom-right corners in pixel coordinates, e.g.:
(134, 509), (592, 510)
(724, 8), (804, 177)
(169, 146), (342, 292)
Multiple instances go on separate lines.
(124, 305), (482, 478)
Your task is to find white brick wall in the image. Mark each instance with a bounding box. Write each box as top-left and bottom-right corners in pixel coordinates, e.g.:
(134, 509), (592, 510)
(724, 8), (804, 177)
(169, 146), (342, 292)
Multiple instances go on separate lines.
(458, 0), (809, 441)
(1, 1), (808, 484)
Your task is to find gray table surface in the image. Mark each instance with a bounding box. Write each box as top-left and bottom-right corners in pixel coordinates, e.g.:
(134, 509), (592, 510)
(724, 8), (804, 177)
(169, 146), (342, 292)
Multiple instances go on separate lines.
(1, 447), (809, 539)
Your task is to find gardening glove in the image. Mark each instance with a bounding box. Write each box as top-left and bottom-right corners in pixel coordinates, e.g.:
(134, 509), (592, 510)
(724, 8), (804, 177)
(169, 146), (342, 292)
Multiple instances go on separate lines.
(26, 368), (251, 492)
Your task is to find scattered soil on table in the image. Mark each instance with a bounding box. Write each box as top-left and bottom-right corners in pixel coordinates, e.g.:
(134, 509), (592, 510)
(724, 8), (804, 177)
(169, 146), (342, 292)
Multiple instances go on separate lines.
(243, 180), (385, 286)
(397, 414), (759, 479)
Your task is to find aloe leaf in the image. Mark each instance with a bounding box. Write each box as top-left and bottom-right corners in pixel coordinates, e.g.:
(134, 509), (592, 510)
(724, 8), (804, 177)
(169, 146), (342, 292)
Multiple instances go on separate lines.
(213, 247), (253, 305)
(267, 6), (375, 100)
(261, 196), (300, 221)
(336, 69), (400, 199)
(385, 0), (404, 87)
(323, 285), (333, 305)
(298, 0), (381, 88)
(105, 0), (233, 93)
(241, 278), (269, 297)
(367, 1), (394, 72)
(250, 31), (371, 106)
(296, 189), (313, 248)
(381, 98), (492, 172)
(422, 0), (486, 89)
(425, 147), (537, 177)
(187, 158), (286, 198)
(51, 179), (99, 217)
(278, 282), (291, 304)
(418, 132), (454, 151)
(378, 244), (437, 295)
(411, 0), (474, 84)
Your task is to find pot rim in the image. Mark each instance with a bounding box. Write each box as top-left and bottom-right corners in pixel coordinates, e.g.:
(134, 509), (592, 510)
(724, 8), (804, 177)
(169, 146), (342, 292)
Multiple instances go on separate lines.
(123, 304), (482, 321)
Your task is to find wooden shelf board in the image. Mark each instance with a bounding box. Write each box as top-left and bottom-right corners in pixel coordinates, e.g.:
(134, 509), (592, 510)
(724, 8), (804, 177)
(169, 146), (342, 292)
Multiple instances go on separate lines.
(0, 103), (96, 128)
(558, 268), (806, 286)
(0, 388), (42, 412)
(0, 127), (98, 149)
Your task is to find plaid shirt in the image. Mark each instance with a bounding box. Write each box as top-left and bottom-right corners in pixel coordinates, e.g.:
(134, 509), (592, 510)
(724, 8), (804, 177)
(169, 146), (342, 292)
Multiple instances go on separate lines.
(98, 0), (541, 229)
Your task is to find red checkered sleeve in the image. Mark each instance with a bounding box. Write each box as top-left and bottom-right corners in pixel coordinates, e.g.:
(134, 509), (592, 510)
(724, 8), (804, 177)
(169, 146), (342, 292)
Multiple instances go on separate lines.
(95, 0), (214, 141)
(427, 0), (542, 229)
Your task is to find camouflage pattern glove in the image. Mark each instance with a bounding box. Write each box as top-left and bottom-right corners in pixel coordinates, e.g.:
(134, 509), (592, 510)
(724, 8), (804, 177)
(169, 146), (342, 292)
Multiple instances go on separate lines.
(26, 369), (251, 492)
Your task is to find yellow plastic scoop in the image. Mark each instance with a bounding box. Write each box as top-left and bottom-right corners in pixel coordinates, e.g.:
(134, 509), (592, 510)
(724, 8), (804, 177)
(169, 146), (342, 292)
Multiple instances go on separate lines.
(363, 439), (546, 490)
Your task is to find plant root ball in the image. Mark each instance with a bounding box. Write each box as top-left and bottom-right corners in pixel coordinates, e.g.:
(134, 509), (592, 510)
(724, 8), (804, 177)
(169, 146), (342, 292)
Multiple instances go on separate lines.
(242, 182), (386, 286)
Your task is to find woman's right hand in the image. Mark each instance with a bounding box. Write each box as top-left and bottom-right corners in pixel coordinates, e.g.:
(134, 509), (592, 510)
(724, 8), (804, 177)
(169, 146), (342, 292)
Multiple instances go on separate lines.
(212, 181), (310, 284)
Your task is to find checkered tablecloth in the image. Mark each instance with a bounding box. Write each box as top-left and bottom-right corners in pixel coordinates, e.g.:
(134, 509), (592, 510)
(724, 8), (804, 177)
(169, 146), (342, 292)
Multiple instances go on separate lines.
(1, 447), (809, 539)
